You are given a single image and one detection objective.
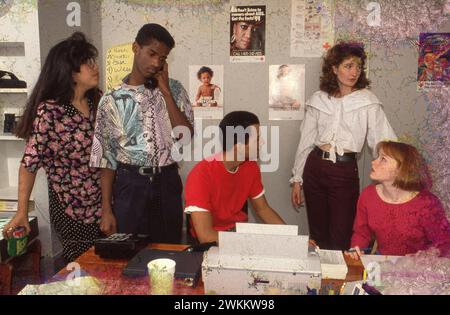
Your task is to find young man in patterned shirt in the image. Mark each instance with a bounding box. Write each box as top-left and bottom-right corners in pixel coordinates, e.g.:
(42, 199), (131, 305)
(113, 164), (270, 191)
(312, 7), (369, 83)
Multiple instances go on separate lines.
(90, 24), (194, 244)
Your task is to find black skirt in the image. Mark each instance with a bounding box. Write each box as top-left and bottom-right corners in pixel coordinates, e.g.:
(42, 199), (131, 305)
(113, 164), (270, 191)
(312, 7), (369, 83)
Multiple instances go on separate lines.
(48, 187), (102, 262)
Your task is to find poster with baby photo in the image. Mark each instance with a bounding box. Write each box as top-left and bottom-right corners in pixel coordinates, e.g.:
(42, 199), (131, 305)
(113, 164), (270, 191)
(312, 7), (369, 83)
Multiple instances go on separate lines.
(189, 65), (224, 119)
(269, 64), (305, 120)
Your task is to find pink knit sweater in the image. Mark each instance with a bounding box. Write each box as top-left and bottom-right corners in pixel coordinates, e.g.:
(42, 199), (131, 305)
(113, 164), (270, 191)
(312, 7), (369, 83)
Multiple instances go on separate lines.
(351, 185), (450, 256)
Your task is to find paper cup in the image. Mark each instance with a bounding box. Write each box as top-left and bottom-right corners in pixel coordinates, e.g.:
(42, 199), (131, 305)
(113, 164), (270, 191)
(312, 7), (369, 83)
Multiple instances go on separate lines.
(147, 258), (176, 295)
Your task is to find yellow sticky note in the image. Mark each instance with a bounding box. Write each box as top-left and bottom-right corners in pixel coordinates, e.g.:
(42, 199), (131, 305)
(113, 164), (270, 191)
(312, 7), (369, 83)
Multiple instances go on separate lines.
(105, 43), (134, 90)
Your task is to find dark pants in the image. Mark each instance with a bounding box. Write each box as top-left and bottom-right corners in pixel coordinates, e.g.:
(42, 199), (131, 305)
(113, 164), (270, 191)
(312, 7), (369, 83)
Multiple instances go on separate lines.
(303, 149), (360, 250)
(112, 164), (183, 244)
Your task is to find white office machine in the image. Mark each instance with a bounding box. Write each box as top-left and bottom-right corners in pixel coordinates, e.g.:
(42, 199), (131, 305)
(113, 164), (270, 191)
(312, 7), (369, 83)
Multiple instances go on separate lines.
(202, 223), (322, 295)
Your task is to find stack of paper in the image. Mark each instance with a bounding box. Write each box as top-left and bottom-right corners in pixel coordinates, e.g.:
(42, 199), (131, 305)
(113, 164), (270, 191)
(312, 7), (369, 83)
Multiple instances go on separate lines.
(18, 276), (103, 295)
(317, 249), (348, 280)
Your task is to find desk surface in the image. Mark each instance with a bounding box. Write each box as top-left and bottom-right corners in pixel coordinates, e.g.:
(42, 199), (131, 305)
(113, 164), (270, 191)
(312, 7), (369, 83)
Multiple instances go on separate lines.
(56, 244), (364, 295)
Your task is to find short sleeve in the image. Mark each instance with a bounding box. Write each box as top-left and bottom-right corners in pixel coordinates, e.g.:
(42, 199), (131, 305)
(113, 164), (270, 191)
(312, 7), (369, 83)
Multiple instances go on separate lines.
(90, 94), (119, 170)
(249, 162), (264, 199)
(184, 163), (213, 212)
(21, 104), (55, 173)
(169, 79), (194, 127)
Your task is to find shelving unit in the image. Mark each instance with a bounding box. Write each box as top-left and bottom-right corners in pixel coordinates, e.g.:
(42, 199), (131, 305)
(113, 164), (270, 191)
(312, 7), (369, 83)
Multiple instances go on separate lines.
(0, 133), (22, 141)
(0, 1), (59, 257)
(0, 186), (34, 202)
(1, 1), (40, 203)
(0, 88), (28, 94)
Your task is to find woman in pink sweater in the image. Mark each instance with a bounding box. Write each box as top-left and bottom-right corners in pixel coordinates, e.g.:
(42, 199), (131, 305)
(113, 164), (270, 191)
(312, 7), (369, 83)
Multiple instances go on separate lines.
(346, 141), (450, 259)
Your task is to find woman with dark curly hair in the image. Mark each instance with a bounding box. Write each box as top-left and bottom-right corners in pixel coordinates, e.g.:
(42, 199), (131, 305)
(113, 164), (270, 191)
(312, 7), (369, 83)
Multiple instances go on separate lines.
(290, 42), (397, 251)
(1, 32), (103, 262)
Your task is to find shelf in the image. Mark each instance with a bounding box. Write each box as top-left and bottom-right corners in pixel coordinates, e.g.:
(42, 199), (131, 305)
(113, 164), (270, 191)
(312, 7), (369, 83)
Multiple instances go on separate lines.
(0, 88), (28, 94)
(0, 133), (23, 141)
(0, 186), (34, 202)
(0, 186), (18, 201)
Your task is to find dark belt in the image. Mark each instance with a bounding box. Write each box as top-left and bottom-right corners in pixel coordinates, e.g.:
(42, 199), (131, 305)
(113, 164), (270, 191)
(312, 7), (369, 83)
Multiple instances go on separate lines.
(117, 163), (178, 176)
(313, 147), (356, 162)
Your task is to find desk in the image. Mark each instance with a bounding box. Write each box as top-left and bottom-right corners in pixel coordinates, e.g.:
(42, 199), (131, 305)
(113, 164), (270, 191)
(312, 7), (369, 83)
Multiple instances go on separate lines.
(56, 244), (364, 295)
(56, 244), (203, 295)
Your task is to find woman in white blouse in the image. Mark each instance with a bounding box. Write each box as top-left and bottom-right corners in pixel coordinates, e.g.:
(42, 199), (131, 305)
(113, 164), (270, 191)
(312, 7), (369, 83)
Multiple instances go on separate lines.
(290, 42), (397, 251)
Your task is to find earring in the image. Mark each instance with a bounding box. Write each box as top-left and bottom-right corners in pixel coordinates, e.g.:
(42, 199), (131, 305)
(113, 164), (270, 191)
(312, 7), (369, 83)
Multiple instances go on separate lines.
(230, 34), (236, 44)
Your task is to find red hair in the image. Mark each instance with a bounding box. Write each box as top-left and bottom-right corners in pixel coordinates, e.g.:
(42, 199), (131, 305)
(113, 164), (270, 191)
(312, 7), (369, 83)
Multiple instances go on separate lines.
(376, 141), (431, 191)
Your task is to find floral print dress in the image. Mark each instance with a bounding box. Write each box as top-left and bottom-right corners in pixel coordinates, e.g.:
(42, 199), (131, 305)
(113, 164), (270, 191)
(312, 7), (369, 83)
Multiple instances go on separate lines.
(21, 100), (102, 261)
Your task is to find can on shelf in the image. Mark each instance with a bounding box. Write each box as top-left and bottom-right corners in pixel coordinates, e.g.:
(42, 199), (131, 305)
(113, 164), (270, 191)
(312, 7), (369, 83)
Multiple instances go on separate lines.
(7, 226), (28, 257)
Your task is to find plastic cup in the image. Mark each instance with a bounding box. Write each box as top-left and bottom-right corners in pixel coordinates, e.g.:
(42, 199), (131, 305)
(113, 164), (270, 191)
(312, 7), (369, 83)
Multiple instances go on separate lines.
(147, 258), (176, 295)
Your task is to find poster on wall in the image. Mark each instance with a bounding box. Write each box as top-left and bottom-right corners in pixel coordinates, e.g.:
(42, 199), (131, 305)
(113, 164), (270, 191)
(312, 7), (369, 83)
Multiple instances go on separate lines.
(290, 0), (334, 58)
(230, 5), (266, 63)
(269, 64), (305, 121)
(417, 33), (450, 91)
(189, 65), (224, 119)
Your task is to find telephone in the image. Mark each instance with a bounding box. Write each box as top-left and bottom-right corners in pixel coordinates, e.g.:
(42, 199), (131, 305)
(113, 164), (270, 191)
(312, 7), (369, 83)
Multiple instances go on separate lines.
(94, 233), (149, 259)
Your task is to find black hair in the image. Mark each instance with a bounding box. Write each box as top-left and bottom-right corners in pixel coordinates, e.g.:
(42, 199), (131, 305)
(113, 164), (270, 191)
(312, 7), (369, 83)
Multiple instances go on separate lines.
(219, 111), (260, 151)
(197, 66), (214, 80)
(15, 31), (100, 139)
(135, 23), (175, 49)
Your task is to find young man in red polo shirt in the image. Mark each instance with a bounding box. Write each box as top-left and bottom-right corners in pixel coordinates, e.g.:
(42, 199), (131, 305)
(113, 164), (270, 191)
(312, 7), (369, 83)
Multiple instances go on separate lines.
(184, 111), (285, 243)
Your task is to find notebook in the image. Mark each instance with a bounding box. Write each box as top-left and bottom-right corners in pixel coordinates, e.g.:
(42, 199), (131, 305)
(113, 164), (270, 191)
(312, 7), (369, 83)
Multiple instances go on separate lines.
(122, 248), (204, 287)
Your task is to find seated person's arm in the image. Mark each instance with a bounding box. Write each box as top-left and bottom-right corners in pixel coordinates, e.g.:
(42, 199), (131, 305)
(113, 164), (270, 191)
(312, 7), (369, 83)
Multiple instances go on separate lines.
(250, 195), (285, 224)
(191, 211), (219, 243)
(420, 196), (450, 256)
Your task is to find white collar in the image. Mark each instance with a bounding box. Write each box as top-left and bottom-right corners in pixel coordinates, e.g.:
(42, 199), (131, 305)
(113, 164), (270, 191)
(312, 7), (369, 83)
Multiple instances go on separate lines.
(307, 89), (382, 113)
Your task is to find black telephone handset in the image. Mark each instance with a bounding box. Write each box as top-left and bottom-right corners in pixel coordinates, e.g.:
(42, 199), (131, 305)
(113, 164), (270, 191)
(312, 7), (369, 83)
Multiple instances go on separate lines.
(144, 64), (165, 89)
(144, 77), (158, 89)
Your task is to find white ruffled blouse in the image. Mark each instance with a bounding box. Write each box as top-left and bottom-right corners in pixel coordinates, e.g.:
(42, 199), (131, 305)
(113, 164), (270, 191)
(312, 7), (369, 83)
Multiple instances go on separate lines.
(290, 88), (397, 184)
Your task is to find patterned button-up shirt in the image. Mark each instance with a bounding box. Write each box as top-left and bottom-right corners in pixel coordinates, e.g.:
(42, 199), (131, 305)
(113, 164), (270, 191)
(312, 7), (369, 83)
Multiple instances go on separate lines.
(90, 78), (193, 169)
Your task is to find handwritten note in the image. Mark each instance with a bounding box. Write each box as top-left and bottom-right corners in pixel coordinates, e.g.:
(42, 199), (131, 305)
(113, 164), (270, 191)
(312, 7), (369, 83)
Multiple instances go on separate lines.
(105, 43), (133, 90)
